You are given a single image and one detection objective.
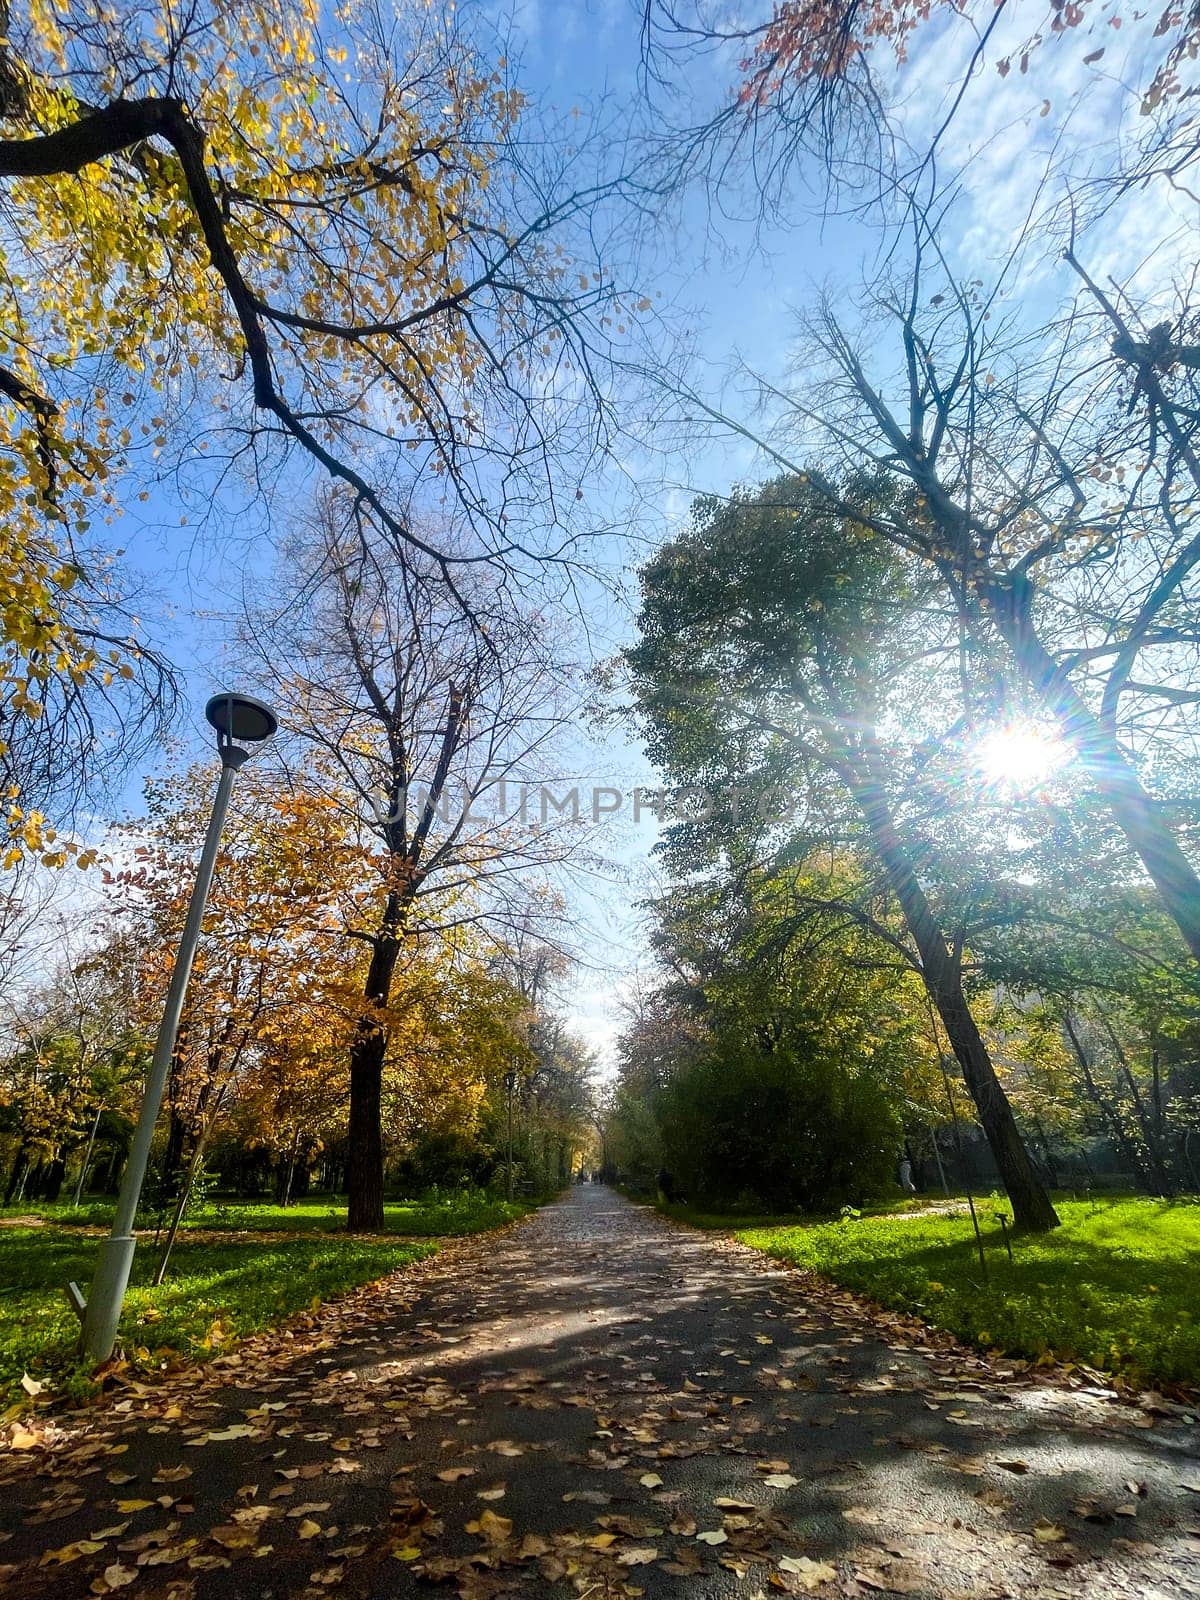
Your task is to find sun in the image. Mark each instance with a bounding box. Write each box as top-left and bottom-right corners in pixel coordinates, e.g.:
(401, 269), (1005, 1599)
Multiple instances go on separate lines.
(973, 720), (1069, 794)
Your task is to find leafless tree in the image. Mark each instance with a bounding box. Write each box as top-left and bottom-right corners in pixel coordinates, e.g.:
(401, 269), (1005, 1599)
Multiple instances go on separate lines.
(240, 492), (594, 1228)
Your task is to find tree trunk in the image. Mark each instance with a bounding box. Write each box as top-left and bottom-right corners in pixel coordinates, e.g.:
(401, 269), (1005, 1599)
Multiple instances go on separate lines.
(853, 766), (1060, 1231)
(161, 1106), (187, 1204)
(72, 1103), (104, 1206)
(160, 1026), (192, 1201)
(153, 1094), (221, 1285)
(347, 932), (401, 1232)
(1180, 1130), (1200, 1191)
(1031, 1113), (1059, 1187)
(347, 1025), (386, 1230)
(41, 1157), (66, 1201)
(1062, 1014), (1150, 1190)
(1103, 1021), (1174, 1197)
(4, 1146), (28, 1204)
(279, 1128), (301, 1207)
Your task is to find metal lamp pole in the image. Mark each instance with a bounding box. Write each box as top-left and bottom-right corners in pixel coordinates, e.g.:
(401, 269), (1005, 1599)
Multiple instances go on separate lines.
(76, 694), (277, 1363)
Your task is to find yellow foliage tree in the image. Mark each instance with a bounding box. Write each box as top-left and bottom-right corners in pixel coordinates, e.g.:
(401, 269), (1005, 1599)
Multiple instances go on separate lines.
(0, 0), (640, 856)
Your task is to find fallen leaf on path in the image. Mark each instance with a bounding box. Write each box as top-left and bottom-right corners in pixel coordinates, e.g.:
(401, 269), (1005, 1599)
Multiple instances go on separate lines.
(781, 1554), (837, 1589)
(40, 1540), (106, 1566)
(467, 1509), (512, 1544)
(842, 1506), (880, 1526)
(188, 1425), (257, 1445)
(90, 1522), (130, 1541)
(232, 1506), (274, 1526)
(143, 1539), (199, 1566)
(210, 1524), (261, 1551)
(617, 1546), (659, 1565)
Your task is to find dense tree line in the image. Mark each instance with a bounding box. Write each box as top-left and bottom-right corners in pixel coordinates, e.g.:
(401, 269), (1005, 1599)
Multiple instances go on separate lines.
(605, 471), (1200, 1222)
(0, 758), (596, 1229)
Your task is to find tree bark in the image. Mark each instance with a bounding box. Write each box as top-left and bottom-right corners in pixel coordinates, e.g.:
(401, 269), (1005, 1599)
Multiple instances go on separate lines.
(853, 767), (1060, 1231)
(1180, 1130), (1200, 1191)
(1062, 1014), (1150, 1189)
(279, 1128), (302, 1207)
(4, 1146), (28, 1205)
(1031, 1113), (1059, 1188)
(347, 932), (401, 1231)
(1101, 1018), (1174, 1196)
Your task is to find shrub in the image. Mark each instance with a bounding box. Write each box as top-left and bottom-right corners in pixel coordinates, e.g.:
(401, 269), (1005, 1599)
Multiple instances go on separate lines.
(657, 1034), (899, 1212)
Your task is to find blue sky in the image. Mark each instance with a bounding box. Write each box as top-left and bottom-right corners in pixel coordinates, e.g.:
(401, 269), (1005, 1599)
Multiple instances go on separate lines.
(46, 0), (1197, 1068)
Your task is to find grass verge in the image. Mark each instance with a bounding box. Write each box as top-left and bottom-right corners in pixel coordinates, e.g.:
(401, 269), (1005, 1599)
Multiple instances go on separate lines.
(0, 1192), (535, 1410)
(742, 1203), (1200, 1388)
(673, 1196), (1200, 1390)
(2, 1188), (531, 1237)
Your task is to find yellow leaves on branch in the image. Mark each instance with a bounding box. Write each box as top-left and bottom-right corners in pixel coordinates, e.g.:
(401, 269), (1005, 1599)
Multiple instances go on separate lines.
(0, 0), (532, 857)
(6, 0), (521, 439)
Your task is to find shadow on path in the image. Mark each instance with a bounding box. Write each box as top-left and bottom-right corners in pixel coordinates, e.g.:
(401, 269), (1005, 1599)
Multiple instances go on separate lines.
(1, 1185), (1197, 1599)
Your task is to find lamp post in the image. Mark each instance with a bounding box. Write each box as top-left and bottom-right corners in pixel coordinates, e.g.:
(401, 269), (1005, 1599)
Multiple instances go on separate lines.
(76, 693), (277, 1363)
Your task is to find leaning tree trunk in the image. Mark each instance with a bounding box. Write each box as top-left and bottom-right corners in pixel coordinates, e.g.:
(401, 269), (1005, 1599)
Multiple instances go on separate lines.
(854, 768), (1060, 1232)
(347, 932), (401, 1232)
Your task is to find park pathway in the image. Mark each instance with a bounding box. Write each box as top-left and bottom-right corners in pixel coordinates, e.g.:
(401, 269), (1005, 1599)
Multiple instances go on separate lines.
(2, 1185), (1198, 1599)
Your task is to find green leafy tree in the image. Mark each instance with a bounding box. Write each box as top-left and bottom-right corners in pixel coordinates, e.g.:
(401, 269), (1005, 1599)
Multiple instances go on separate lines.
(625, 473), (1061, 1229)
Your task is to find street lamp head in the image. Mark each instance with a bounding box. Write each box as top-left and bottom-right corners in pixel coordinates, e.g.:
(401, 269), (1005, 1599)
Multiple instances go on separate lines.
(205, 692), (278, 747)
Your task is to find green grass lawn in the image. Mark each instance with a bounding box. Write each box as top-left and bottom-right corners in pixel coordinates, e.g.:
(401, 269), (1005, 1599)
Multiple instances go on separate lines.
(0, 1191), (534, 1411)
(1, 1187), (528, 1236)
(728, 1197), (1200, 1390)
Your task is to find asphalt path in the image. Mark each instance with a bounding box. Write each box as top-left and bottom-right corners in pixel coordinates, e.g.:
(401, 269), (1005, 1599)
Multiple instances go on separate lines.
(2, 1184), (1198, 1598)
